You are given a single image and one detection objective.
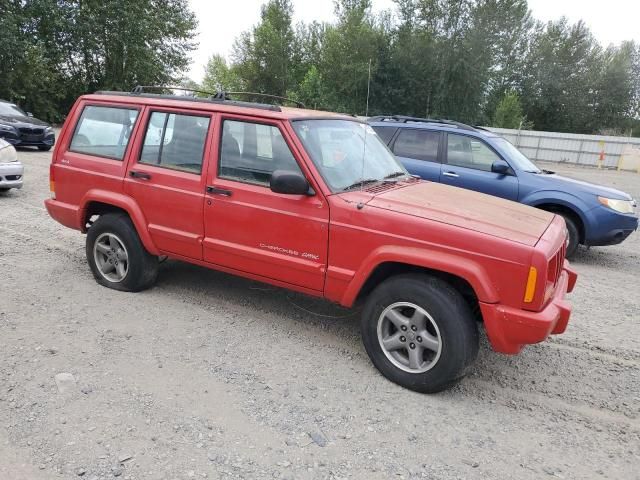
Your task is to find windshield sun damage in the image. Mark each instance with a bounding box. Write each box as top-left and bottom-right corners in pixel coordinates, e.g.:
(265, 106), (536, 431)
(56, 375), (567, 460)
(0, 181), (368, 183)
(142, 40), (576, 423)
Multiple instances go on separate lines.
(292, 120), (408, 192)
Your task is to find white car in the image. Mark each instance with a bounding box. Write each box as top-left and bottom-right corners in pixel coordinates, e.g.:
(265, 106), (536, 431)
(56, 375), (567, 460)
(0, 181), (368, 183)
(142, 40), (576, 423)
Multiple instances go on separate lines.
(0, 138), (23, 190)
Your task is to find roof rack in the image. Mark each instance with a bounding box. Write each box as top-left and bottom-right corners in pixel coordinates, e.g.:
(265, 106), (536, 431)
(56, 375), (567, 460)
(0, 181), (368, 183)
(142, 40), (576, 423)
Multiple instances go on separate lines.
(128, 85), (305, 109)
(368, 115), (476, 132)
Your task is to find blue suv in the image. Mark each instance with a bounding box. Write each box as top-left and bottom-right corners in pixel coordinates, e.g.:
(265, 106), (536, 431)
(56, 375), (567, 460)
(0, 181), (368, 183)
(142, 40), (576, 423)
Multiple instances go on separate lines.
(369, 116), (638, 257)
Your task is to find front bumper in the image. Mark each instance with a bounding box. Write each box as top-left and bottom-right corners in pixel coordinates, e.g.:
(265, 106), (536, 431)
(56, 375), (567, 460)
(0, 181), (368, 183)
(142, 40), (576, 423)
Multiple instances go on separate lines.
(480, 263), (578, 354)
(0, 162), (24, 189)
(585, 205), (638, 247)
(0, 130), (55, 148)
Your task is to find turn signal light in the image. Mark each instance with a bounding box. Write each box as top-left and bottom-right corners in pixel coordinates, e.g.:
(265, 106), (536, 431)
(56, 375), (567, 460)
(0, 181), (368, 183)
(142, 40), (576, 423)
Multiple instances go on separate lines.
(524, 266), (538, 303)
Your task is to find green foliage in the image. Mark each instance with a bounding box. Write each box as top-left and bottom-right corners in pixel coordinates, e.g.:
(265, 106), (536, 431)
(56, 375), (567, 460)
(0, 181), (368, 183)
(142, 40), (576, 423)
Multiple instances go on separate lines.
(492, 91), (532, 129)
(0, 0), (197, 122)
(202, 54), (244, 93)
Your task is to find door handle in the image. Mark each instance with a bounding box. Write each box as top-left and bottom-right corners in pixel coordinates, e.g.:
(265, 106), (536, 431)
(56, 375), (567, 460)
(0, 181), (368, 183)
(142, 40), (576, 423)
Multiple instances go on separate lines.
(130, 171), (152, 180)
(443, 171), (459, 178)
(206, 185), (232, 196)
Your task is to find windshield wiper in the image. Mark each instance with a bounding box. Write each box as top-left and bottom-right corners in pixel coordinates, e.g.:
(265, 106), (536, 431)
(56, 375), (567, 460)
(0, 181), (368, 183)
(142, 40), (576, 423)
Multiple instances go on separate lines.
(384, 171), (408, 180)
(341, 179), (381, 192)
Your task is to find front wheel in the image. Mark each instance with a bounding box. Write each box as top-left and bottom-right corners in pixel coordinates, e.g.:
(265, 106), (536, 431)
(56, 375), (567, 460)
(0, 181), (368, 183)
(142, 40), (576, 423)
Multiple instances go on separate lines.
(86, 213), (158, 292)
(558, 214), (580, 258)
(361, 274), (479, 393)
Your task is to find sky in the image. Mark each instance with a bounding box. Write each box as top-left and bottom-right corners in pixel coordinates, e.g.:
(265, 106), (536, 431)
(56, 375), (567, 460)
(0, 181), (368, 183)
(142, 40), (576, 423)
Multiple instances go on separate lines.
(187, 0), (640, 82)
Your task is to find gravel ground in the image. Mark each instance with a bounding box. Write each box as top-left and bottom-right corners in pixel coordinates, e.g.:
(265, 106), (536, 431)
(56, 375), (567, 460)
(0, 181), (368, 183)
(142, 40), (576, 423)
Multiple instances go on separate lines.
(1, 150), (639, 480)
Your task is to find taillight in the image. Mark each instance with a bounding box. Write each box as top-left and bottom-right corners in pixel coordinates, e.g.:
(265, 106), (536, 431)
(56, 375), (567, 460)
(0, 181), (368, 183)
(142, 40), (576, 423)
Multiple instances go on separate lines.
(49, 164), (56, 199)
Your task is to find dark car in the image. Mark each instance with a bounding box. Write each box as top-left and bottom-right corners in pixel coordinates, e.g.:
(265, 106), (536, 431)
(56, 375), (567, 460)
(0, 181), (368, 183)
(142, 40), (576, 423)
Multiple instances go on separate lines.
(369, 115), (638, 257)
(0, 100), (56, 151)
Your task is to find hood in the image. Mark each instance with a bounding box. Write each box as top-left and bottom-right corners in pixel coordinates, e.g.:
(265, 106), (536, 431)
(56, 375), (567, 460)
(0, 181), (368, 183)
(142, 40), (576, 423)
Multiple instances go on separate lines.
(366, 182), (554, 246)
(0, 114), (50, 127)
(535, 172), (633, 200)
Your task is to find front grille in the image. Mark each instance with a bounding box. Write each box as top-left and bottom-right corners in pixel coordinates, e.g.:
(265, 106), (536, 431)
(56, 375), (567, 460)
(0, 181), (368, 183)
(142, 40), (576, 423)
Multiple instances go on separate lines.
(547, 242), (566, 287)
(19, 127), (44, 135)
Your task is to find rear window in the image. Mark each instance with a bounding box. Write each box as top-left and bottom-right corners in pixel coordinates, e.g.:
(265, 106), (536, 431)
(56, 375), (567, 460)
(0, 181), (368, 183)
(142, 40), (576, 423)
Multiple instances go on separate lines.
(371, 126), (397, 145)
(140, 111), (210, 174)
(70, 105), (139, 160)
(393, 129), (440, 163)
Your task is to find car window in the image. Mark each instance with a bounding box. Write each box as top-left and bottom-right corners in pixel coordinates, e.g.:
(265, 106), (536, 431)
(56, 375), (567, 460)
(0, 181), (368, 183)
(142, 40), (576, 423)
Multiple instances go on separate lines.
(219, 120), (301, 186)
(140, 112), (210, 174)
(446, 134), (500, 172)
(393, 129), (440, 163)
(371, 126), (398, 145)
(70, 105), (139, 160)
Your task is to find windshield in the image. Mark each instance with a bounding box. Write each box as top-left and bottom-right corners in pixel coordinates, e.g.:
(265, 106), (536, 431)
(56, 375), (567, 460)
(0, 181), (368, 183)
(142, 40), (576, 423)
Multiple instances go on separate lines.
(0, 103), (26, 117)
(493, 137), (541, 173)
(292, 120), (408, 192)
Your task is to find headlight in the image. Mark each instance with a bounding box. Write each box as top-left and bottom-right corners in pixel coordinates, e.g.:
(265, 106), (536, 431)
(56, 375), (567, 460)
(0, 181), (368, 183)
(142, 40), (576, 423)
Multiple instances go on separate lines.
(45, 126), (54, 133)
(598, 196), (635, 214)
(0, 145), (18, 163)
(0, 123), (16, 133)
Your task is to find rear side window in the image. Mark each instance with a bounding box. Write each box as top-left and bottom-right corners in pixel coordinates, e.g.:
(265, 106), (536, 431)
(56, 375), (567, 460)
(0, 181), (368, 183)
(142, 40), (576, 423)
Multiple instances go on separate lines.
(393, 129), (440, 163)
(140, 112), (210, 174)
(70, 105), (139, 160)
(219, 120), (301, 186)
(446, 133), (500, 172)
(371, 126), (397, 145)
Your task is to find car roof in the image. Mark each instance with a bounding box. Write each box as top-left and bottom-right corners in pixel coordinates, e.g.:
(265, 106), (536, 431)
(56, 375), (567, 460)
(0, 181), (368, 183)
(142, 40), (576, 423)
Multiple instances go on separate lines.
(80, 92), (357, 123)
(368, 116), (500, 139)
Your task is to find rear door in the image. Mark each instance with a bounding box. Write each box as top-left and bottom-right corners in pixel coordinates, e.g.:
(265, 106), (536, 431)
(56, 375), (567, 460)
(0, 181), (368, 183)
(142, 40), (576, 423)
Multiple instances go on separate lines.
(124, 108), (213, 259)
(441, 132), (519, 201)
(202, 115), (329, 292)
(390, 128), (442, 182)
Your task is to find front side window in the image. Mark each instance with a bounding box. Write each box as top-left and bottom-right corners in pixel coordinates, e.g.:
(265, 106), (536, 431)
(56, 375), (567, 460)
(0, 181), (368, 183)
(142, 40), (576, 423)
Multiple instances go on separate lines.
(371, 126), (398, 145)
(219, 120), (301, 186)
(140, 112), (210, 174)
(393, 129), (440, 163)
(70, 105), (139, 160)
(446, 134), (501, 172)
(292, 120), (407, 192)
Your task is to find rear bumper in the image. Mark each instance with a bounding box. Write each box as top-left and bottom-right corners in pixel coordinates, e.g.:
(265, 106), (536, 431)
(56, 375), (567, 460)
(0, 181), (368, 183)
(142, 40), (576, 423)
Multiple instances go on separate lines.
(0, 162), (24, 189)
(480, 263), (578, 354)
(45, 198), (81, 230)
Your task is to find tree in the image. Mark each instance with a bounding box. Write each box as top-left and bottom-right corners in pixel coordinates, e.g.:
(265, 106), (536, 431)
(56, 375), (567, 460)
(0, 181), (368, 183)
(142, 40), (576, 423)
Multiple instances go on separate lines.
(231, 0), (296, 96)
(202, 54), (244, 92)
(492, 90), (532, 129)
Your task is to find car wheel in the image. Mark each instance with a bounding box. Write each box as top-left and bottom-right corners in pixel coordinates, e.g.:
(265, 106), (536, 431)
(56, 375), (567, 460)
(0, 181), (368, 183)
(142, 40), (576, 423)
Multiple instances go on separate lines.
(86, 213), (158, 292)
(559, 214), (579, 258)
(361, 274), (479, 393)
(38, 145), (52, 151)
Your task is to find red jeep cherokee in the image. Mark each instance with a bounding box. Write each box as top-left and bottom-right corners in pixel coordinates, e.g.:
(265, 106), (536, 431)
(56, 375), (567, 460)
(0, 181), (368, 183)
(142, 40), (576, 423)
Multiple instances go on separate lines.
(45, 90), (577, 392)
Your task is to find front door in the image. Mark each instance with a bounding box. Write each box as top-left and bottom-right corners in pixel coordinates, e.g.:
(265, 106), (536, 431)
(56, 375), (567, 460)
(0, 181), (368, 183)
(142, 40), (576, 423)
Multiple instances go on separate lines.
(124, 108), (213, 259)
(203, 116), (329, 292)
(440, 132), (519, 201)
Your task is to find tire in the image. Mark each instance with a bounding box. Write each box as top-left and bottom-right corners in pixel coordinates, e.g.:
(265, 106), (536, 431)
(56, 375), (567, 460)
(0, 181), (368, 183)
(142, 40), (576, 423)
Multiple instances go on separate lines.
(361, 274), (479, 393)
(558, 213), (580, 258)
(38, 145), (52, 151)
(86, 213), (158, 292)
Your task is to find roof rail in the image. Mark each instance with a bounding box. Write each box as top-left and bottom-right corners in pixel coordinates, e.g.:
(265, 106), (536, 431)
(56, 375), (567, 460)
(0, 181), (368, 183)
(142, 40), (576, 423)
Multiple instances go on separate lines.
(130, 86), (305, 108)
(368, 115), (476, 132)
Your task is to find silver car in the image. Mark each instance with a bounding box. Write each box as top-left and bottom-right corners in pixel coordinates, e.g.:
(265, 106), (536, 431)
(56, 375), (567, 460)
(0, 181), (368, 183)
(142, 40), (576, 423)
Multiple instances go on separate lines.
(0, 138), (23, 190)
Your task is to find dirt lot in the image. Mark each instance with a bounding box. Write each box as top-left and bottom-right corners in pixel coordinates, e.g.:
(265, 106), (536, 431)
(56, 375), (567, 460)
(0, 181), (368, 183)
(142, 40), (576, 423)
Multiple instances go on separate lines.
(1, 149), (639, 480)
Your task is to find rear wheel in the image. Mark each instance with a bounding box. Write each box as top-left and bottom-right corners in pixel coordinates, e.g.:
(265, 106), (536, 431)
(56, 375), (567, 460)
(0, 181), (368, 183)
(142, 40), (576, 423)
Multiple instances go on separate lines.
(86, 213), (158, 292)
(558, 214), (580, 258)
(361, 274), (479, 393)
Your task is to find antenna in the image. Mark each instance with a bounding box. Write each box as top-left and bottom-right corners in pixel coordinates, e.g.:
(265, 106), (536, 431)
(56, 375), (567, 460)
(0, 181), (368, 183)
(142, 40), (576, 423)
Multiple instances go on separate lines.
(365, 58), (372, 117)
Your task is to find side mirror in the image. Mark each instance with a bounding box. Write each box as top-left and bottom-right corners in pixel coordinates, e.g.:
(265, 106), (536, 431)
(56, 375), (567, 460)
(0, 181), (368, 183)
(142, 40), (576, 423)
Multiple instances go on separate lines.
(491, 159), (512, 175)
(270, 170), (313, 195)
(26, 112), (34, 117)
